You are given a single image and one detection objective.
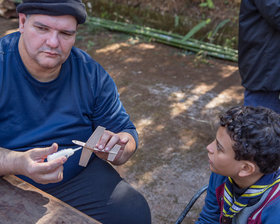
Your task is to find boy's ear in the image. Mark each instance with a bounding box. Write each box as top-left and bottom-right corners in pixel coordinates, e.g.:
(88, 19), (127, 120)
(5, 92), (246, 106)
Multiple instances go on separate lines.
(238, 161), (256, 177)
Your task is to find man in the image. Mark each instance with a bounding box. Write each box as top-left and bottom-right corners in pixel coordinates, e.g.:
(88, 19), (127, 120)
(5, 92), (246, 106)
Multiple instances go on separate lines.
(238, 0), (280, 113)
(0, 1), (151, 223)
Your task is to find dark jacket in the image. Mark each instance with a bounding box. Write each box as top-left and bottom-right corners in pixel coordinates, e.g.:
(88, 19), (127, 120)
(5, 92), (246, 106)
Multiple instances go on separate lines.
(238, 0), (280, 91)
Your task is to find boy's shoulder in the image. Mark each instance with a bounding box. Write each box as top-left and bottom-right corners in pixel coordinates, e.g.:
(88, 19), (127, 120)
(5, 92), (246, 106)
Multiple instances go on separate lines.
(248, 183), (280, 223)
(213, 172), (280, 223)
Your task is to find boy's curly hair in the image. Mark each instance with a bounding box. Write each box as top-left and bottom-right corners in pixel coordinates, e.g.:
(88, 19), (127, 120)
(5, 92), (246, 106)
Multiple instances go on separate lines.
(219, 105), (280, 174)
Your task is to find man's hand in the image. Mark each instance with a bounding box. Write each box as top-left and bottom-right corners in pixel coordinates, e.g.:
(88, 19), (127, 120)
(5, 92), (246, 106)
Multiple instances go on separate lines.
(0, 143), (67, 184)
(94, 130), (136, 165)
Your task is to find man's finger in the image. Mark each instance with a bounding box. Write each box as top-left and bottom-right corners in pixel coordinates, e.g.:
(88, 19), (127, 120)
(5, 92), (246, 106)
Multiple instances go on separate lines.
(30, 143), (58, 161)
(35, 166), (64, 184)
(35, 156), (66, 174)
(104, 135), (120, 152)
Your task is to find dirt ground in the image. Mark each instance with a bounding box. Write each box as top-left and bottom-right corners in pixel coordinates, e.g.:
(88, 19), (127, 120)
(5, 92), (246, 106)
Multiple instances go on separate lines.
(0, 16), (243, 224)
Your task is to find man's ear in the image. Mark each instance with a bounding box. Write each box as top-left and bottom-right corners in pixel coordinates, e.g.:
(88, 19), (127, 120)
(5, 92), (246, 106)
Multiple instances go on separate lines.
(18, 13), (27, 33)
(238, 161), (256, 177)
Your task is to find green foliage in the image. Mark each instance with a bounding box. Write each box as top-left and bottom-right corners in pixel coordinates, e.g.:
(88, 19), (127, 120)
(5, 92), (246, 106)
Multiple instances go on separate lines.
(224, 36), (237, 49)
(76, 35), (84, 41)
(86, 40), (95, 50)
(182, 18), (211, 41)
(194, 51), (210, 66)
(207, 19), (230, 43)
(199, 0), (215, 9)
(174, 15), (180, 28)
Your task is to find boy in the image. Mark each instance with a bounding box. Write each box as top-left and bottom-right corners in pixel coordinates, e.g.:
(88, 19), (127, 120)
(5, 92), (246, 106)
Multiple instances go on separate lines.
(196, 105), (280, 223)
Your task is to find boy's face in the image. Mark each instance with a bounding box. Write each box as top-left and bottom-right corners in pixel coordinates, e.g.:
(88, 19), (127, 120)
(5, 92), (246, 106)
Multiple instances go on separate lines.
(207, 126), (243, 177)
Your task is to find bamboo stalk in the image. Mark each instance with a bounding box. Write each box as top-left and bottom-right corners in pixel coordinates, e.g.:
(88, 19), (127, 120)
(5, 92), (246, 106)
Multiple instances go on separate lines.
(86, 17), (238, 62)
(88, 17), (237, 55)
(88, 17), (237, 53)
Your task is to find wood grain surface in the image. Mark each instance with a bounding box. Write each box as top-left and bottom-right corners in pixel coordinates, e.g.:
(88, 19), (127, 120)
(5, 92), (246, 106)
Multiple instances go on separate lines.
(0, 175), (100, 224)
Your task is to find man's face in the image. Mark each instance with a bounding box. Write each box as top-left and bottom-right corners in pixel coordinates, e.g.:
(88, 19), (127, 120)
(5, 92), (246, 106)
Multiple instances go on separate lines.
(206, 126), (243, 177)
(18, 13), (77, 71)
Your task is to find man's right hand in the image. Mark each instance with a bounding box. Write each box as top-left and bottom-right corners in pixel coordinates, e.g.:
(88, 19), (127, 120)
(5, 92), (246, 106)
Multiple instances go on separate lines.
(0, 143), (67, 184)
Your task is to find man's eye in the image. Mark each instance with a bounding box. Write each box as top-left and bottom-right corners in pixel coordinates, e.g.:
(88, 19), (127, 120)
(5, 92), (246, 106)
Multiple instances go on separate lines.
(62, 32), (71, 36)
(61, 31), (75, 37)
(36, 26), (48, 31)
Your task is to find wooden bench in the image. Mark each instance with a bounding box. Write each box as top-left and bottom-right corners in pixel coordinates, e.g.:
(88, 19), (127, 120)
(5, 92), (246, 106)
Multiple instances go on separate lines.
(0, 175), (100, 224)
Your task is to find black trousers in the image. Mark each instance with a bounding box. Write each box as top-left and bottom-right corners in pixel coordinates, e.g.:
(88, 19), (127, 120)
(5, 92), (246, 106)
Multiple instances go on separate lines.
(45, 157), (151, 224)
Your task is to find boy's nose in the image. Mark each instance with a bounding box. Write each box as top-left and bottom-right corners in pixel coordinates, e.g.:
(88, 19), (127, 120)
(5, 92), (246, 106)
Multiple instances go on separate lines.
(206, 141), (215, 154)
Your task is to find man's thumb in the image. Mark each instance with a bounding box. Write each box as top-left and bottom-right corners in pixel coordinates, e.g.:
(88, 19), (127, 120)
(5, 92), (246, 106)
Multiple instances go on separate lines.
(45, 143), (58, 155)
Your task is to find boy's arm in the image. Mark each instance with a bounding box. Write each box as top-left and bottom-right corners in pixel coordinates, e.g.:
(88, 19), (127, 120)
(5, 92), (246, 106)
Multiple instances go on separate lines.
(195, 173), (226, 224)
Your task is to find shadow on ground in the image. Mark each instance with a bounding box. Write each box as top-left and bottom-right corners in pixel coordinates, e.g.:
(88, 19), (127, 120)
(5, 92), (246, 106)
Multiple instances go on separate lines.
(0, 17), (243, 224)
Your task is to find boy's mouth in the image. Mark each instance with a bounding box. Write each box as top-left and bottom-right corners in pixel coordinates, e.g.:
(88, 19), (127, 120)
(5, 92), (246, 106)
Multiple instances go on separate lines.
(208, 156), (213, 166)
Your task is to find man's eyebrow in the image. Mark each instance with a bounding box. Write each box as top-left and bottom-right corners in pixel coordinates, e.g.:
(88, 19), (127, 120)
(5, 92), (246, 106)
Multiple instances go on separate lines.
(33, 21), (76, 34)
(33, 21), (49, 28)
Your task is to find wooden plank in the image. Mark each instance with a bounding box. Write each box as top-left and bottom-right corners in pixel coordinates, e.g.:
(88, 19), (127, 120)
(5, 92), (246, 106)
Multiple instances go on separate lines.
(0, 175), (100, 224)
(79, 126), (105, 167)
(73, 140), (120, 161)
(107, 144), (121, 161)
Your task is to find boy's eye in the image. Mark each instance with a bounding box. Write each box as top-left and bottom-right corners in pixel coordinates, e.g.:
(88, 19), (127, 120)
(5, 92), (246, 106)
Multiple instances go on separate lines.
(216, 140), (223, 152)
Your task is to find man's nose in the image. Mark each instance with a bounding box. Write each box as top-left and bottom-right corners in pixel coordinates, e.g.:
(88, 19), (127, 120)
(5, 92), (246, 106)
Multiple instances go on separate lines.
(46, 32), (59, 48)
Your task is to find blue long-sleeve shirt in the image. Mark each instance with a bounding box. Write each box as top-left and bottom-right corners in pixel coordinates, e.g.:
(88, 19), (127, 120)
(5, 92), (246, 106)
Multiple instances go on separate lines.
(0, 32), (138, 190)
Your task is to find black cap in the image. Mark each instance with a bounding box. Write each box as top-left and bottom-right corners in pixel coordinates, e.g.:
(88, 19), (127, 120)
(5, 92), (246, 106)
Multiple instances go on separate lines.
(16, 0), (87, 24)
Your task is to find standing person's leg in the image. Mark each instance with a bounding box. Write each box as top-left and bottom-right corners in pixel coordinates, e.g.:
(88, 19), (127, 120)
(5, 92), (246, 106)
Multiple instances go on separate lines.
(244, 90), (280, 113)
(45, 157), (151, 224)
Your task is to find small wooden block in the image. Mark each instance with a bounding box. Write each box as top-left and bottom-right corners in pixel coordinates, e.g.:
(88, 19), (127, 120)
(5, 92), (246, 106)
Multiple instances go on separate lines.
(107, 144), (121, 161)
(79, 126), (105, 167)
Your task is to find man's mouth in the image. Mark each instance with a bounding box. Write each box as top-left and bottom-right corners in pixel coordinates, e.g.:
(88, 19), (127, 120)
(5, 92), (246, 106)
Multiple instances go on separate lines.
(44, 51), (59, 57)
